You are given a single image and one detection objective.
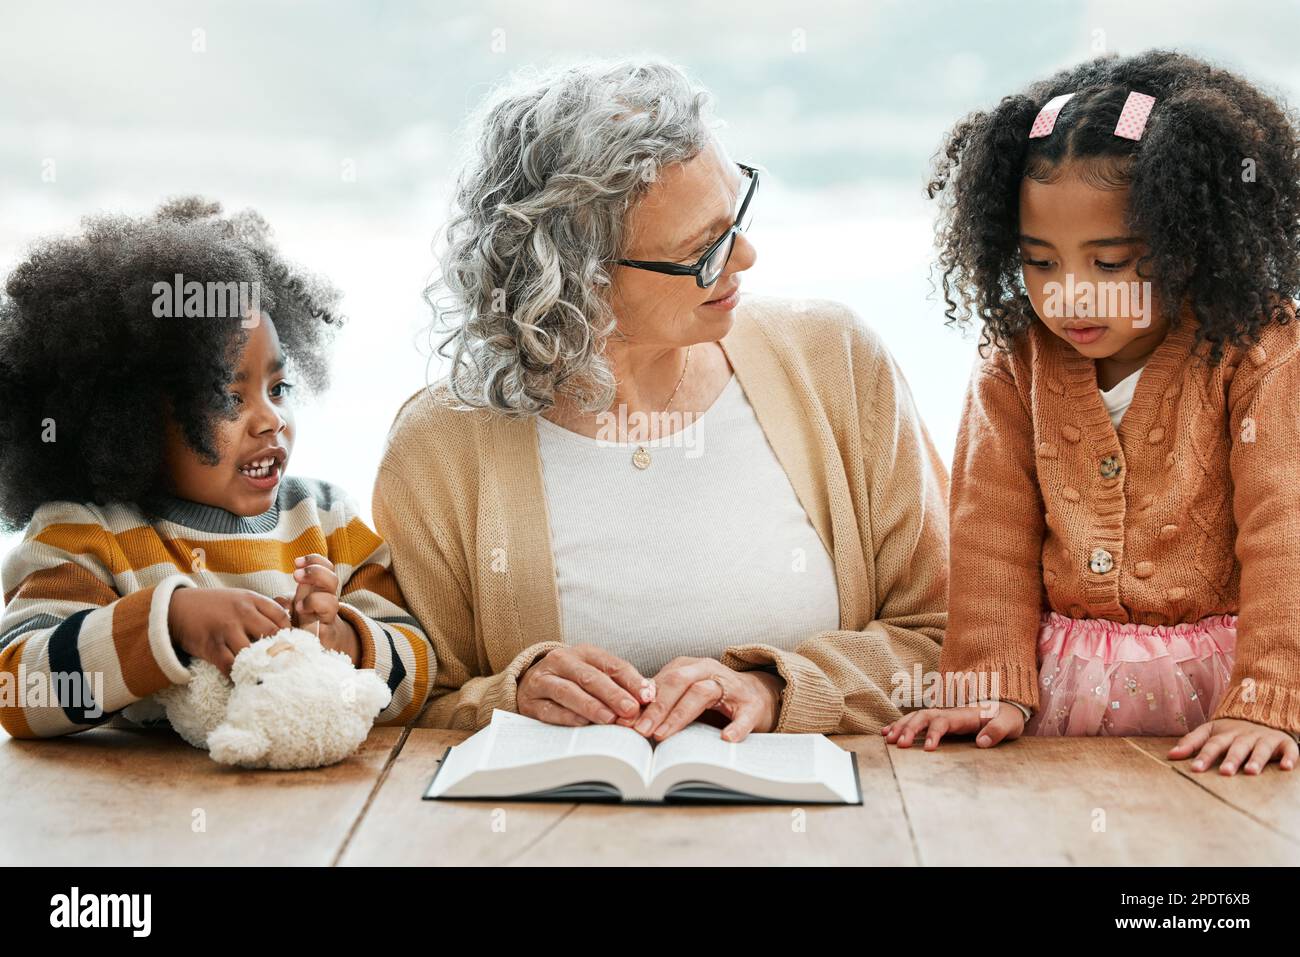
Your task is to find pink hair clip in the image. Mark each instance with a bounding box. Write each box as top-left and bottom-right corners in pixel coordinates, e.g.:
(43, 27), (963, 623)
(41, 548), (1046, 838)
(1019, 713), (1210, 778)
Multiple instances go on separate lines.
(1028, 90), (1158, 142)
(1029, 93), (1075, 138)
(1114, 91), (1157, 140)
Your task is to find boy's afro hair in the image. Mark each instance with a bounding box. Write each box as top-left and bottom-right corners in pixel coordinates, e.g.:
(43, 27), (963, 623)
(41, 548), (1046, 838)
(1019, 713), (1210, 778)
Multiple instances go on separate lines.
(928, 49), (1300, 356)
(0, 197), (343, 530)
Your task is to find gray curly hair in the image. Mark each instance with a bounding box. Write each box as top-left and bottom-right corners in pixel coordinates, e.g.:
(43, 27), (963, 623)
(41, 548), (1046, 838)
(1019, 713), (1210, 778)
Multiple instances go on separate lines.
(425, 57), (716, 417)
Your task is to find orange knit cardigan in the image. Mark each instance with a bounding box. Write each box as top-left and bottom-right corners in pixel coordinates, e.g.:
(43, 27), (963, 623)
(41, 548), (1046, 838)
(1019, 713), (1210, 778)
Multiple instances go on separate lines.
(940, 312), (1300, 735)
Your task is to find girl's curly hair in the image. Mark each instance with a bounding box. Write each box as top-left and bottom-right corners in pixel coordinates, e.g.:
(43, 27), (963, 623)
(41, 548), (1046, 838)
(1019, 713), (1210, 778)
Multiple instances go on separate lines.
(928, 49), (1300, 357)
(0, 197), (343, 530)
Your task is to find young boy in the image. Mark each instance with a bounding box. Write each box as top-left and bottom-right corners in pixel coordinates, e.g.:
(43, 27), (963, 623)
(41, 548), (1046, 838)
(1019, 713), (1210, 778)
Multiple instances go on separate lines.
(0, 198), (433, 737)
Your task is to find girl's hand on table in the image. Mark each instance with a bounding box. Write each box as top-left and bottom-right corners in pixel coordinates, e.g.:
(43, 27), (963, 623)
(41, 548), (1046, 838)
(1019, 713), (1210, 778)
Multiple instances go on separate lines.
(882, 702), (1025, 750)
(634, 656), (784, 744)
(517, 644), (653, 727)
(1169, 718), (1298, 775)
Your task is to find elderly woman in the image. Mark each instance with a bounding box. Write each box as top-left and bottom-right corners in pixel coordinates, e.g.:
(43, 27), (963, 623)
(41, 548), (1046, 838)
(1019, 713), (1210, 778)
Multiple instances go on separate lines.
(374, 58), (949, 743)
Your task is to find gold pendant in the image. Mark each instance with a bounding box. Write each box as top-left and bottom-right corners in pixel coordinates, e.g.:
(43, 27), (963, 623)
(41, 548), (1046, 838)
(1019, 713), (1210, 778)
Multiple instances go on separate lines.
(632, 446), (651, 470)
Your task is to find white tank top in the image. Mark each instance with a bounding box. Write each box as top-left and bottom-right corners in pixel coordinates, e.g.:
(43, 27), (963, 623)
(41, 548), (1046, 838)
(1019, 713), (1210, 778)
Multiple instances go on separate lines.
(535, 374), (841, 677)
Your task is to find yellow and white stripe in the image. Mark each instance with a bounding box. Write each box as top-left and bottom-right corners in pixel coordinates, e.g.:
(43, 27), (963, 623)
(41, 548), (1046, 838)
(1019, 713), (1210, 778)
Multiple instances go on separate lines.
(0, 478), (435, 738)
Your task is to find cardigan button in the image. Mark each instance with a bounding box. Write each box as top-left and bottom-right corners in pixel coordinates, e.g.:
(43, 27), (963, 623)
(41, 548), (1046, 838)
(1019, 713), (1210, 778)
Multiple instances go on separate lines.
(1061, 425), (1082, 443)
(1037, 441), (1058, 459)
(1099, 455), (1122, 479)
(1159, 523), (1178, 540)
(1134, 561), (1155, 578)
(1167, 586), (1187, 600)
(1089, 548), (1115, 574)
(1148, 427), (1166, 443)
(1063, 486), (1081, 502)
(1140, 494), (1155, 510)
(1248, 344), (1268, 367)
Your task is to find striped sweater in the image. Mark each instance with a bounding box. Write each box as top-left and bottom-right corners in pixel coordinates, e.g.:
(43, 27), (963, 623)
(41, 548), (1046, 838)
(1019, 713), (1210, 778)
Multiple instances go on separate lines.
(0, 477), (434, 739)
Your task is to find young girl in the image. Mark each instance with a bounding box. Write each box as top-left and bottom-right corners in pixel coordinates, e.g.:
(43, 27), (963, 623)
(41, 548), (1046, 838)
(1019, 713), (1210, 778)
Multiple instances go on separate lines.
(884, 50), (1300, 775)
(0, 198), (434, 738)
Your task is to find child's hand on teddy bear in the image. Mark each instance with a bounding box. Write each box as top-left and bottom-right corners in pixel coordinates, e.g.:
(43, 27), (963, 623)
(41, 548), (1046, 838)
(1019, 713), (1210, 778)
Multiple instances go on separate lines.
(168, 587), (293, 676)
(272, 553), (361, 666)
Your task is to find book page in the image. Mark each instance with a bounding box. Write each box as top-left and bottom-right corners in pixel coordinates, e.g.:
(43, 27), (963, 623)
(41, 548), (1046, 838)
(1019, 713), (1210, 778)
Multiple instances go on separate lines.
(480, 710), (652, 780)
(650, 722), (820, 782)
(429, 712), (856, 803)
(730, 734), (821, 782)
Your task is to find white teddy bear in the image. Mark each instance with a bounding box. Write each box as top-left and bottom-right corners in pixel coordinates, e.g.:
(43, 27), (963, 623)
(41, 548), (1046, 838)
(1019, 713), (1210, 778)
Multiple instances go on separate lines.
(136, 627), (392, 770)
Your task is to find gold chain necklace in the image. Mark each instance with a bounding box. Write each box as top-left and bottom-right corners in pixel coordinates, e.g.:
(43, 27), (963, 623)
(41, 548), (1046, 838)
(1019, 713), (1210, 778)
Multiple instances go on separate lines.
(632, 346), (691, 470)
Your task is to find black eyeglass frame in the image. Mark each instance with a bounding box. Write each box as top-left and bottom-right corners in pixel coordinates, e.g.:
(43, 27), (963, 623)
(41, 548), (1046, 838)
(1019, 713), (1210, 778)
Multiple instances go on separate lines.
(614, 162), (760, 288)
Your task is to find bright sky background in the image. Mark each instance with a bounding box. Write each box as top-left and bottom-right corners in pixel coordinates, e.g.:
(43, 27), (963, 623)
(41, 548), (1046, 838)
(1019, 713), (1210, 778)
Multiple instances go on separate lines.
(2, 0), (1298, 558)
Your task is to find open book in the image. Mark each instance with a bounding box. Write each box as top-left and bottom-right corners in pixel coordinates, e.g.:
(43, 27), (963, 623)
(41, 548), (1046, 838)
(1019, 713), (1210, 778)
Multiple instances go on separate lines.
(424, 709), (862, 804)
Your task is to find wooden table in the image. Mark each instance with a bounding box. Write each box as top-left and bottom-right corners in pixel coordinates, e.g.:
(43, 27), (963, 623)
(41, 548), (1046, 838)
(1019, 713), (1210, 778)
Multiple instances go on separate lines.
(3, 726), (1298, 866)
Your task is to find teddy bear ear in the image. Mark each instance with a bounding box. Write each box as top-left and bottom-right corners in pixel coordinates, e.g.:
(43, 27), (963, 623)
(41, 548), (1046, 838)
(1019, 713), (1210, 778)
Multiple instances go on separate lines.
(353, 674), (393, 716)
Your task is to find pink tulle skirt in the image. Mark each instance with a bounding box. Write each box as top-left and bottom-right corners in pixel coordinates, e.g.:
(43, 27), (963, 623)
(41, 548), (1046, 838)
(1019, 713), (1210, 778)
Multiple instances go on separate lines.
(1025, 610), (1237, 737)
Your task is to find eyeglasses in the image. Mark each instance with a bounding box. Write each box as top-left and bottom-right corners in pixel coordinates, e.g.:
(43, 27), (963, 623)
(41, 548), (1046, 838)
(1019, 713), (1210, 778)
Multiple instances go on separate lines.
(615, 162), (759, 288)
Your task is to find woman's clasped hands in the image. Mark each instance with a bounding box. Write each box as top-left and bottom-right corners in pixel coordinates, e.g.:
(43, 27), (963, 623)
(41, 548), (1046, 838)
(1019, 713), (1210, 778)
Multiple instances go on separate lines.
(517, 645), (784, 743)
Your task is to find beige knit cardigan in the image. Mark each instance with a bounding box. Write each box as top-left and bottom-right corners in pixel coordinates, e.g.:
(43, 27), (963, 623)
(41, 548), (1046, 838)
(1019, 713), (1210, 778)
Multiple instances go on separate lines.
(373, 296), (950, 733)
